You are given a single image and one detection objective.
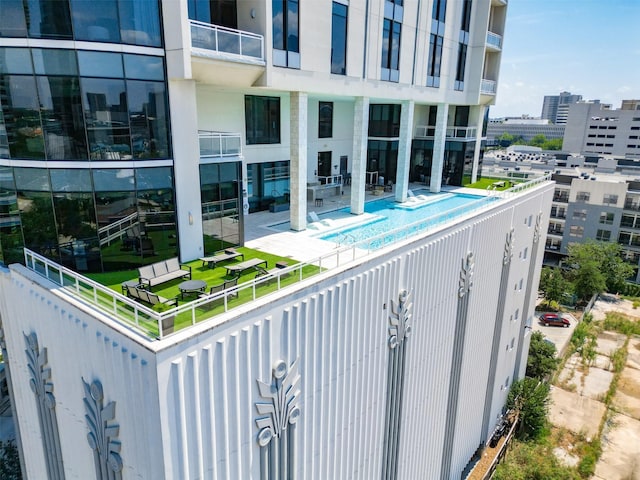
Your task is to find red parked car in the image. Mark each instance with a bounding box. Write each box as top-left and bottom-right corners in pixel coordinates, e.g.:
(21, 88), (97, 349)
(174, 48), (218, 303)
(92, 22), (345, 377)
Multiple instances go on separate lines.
(540, 313), (570, 327)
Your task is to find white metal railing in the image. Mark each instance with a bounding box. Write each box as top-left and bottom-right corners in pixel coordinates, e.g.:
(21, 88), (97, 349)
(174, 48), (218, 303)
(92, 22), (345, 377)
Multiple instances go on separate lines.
(199, 130), (242, 157)
(190, 20), (264, 62)
(481, 79), (497, 95)
(486, 31), (502, 49)
(22, 175), (552, 341)
(317, 175), (343, 185)
(414, 126), (477, 139)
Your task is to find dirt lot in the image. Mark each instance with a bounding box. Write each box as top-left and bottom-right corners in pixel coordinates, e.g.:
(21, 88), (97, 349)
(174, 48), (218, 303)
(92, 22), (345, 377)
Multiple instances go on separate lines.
(550, 295), (640, 479)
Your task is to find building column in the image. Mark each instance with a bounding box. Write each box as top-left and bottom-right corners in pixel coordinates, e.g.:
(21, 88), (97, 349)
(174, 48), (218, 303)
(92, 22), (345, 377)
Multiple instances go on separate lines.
(471, 105), (487, 184)
(430, 103), (448, 193)
(351, 97), (369, 215)
(395, 100), (414, 203)
(290, 92), (308, 231)
(168, 79), (204, 262)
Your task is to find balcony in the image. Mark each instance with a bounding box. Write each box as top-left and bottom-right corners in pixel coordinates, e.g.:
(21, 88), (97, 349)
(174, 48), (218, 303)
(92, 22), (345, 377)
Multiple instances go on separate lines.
(190, 20), (265, 87)
(414, 126), (478, 140)
(624, 201), (640, 212)
(480, 79), (497, 95)
(553, 194), (569, 203)
(199, 131), (242, 158)
(486, 31), (503, 51)
(547, 228), (564, 236)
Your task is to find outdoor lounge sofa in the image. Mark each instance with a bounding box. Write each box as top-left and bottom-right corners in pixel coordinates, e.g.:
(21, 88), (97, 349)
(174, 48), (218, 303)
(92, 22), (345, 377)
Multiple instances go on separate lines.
(138, 257), (191, 289)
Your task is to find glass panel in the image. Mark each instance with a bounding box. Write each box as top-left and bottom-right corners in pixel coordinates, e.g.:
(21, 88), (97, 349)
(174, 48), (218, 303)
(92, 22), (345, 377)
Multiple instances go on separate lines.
(123, 55), (164, 81)
(219, 162), (239, 182)
(32, 48), (77, 76)
(0, 166), (23, 265)
(287, 0), (299, 52)
(272, 0), (285, 50)
(118, 0), (162, 47)
(25, 0), (73, 39)
(382, 19), (390, 69)
(52, 192), (98, 266)
(0, 0), (27, 37)
(81, 78), (131, 159)
(36, 76), (88, 160)
(71, 0), (120, 43)
(0, 48), (33, 74)
(331, 2), (347, 75)
(0, 75), (44, 159)
(136, 167), (173, 190)
(17, 190), (57, 256)
(126, 80), (170, 159)
(93, 169), (135, 191)
(50, 169), (92, 192)
(318, 101), (333, 138)
(14, 167), (50, 191)
(78, 51), (123, 78)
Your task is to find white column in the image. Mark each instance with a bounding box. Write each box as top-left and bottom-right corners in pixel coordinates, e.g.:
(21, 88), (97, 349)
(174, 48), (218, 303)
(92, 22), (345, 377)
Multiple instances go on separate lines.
(395, 100), (414, 203)
(430, 103), (449, 193)
(351, 97), (369, 215)
(471, 105), (487, 184)
(290, 92), (308, 231)
(168, 79), (204, 261)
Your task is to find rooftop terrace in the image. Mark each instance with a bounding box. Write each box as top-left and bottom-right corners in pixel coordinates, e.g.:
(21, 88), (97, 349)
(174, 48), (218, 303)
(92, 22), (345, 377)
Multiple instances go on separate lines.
(21, 175), (551, 342)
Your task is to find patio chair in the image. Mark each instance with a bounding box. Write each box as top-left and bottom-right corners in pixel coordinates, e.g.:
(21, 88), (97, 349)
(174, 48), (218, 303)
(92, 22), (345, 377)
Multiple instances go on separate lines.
(308, 211), (334, 227)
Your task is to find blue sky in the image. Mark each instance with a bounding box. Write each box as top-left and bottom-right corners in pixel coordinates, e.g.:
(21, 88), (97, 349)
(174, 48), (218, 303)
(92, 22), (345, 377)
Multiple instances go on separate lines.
(491, 0), (640, 118)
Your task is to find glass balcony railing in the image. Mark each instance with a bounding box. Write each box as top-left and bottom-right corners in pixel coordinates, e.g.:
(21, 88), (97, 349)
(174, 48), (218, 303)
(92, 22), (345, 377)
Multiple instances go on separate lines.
(414, 126), (477, 139)
(486, 31), (502, 50)
(199, 131), (242, 158)
(480, 79), (497, 95)
(190, 20), (264, 63)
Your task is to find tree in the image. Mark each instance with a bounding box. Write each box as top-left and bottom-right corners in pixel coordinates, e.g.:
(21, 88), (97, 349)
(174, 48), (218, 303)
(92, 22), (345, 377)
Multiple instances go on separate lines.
(529, 134), (547, 147)
(542, 138), (563, 150)
(498, 132), (515, 147)
(538, 267), (572, 307)
(507, 377), (550, 440)
(526, 331), (559, 380)
(0, 441), (21, 480)
(566, 241), (635, 299)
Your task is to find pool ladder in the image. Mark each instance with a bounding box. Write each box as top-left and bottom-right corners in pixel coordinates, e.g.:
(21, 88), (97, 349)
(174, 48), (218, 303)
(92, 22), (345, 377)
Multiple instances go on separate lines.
(336, 233), (356, 248)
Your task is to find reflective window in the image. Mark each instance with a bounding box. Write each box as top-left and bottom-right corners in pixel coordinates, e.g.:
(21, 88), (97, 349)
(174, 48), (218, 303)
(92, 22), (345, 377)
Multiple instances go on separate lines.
(381, 19), (401, 81)
(118, 0), (162, 47)
(0, 75), (44, 159)
(24, 0), (73, 39)
(32, 49), (78, 76)
(0, 166), (22, 265)
(188, 0), (237, 29)
(367, 140), (398, 183)
(369, 104), (401, 138)
(123, 55), (164, 81)
(126, 80), (170, 159)
(71, 0), (121, 43)
(78, 51), (124, 78)
(81, 78), (131, 159)
(200, 162), (240, 253)
(245, 95), (281, 145)
(136, 167), (173, 191)
(454, 43), (467, 91)
(272, 0), (299, 67)
(331, 2), (347, 75)
(319, 102), (333, 138)
(93, 169), (135, 191)
(14, 168), (56, 254)
(50, 169), (92, 192)
(137, 167), (176, 262)
(0, 0), (27, 37)
(0, 48), (33, 74)
(53, 189), (99, 271)
(427, 33), (443, 87)
(37, 76), (88, 160)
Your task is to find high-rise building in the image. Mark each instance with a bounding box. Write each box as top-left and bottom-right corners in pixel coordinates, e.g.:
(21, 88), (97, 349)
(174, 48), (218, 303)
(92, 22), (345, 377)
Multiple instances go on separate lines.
(0, 1), (555, 479)
(563, 100), (640, 158)
(541, 91), (583, 124)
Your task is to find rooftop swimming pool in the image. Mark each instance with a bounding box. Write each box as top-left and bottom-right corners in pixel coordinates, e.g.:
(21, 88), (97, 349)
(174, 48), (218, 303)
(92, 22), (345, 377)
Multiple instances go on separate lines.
(317, 191), (495, 249)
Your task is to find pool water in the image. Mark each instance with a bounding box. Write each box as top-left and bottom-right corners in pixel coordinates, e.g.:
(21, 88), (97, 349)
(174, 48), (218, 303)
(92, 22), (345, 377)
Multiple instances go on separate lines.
(318, 192), (491, 248)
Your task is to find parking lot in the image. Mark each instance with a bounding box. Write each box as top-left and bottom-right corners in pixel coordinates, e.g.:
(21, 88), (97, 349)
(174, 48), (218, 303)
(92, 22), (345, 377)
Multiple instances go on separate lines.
(532, 309), (578, 356)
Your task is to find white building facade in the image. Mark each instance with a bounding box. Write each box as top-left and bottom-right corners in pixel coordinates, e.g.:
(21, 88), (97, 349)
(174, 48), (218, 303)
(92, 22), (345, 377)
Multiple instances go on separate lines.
(0, 1), (554, 479)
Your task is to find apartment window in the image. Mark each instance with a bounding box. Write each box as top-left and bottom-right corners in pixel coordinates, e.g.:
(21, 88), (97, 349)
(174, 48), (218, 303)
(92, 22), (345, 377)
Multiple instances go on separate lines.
(596, 229), (611, 241)
(570, 225), (584, 237)
(331, 2), (348, 75)
(576, 191), (590, 202)
(603, 194), (618, 206)
(454, 43), (467, 91)
(381, 19), (401, 82)
(600, 212), (614, 225)
(272, 0), (300, 68)
(369, 104), (401, 137)
(318, 102), (333, 138)
(426, 34), (443, 87)
(621, 214), (636, 228)
(245, 95), (280, 144)
(460, 0), (472, 33)
(572, 209), (587, 220)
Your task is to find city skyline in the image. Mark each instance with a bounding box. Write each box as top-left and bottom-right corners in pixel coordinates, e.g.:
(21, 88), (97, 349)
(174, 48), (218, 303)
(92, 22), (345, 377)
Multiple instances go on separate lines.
(491, 0), (640, 118)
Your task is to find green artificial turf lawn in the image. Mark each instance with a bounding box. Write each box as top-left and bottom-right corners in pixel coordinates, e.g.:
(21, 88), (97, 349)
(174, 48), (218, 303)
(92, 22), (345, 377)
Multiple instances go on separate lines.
(465, 177), (518, 190)
(85, 246), (320, 337)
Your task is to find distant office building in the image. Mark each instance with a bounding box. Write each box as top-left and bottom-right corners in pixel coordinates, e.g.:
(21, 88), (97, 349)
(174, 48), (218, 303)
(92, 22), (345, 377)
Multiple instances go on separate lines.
(486, 118), (565, 145)
(541, 91), (582, 124)
(621, 100), (640, 111)
(563, 101), (640, 158)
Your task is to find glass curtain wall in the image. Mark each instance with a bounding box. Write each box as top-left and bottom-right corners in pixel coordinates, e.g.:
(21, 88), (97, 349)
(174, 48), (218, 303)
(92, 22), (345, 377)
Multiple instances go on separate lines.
(246, 161), (290, 212)
(200, 162), (241, 254)
(367, 105), (401, 183)
(0, 166), (23, 265)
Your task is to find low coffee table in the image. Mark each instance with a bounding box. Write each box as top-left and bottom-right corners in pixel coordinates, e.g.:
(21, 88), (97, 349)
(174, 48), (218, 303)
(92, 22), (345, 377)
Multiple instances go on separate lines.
(178, 279), (207, 300)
